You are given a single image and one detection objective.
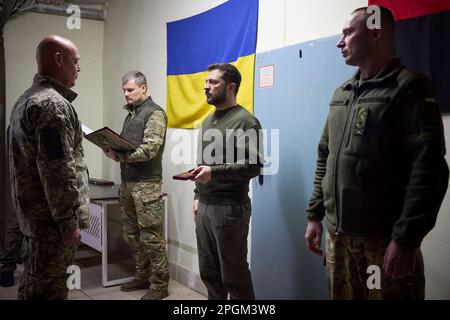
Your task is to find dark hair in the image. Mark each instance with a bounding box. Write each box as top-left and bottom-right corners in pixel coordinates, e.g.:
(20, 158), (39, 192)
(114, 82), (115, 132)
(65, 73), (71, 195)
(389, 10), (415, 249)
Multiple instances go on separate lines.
(207, 63), (242, 95)
(122, 71), (147, 86)
(352, 5), (396, 38)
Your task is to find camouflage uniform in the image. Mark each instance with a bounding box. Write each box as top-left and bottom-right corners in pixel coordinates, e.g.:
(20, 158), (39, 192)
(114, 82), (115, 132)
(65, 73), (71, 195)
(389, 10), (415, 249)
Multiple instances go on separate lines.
(0, 200), (22, 274)
(8, 74), (90, 300)
(325, 231), (425, 300)
(116, 101), (169, 294)
(119, 181), (168, 292)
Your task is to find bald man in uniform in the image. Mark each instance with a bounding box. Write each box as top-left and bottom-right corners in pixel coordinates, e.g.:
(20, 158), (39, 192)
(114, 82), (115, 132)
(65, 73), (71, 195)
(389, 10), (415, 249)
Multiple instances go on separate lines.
(8, 35), (90, 299)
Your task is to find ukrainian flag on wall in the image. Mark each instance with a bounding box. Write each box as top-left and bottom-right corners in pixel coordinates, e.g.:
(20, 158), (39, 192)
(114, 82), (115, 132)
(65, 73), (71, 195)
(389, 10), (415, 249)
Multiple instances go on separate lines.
(166, 0), (259, 129)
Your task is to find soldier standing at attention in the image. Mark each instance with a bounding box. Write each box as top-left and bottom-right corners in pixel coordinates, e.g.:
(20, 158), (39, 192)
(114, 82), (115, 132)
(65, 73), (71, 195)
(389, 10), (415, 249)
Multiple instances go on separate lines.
(8, 35), (90, 300)
(305, 7), (448, 299)
(104, 71), (169, 300)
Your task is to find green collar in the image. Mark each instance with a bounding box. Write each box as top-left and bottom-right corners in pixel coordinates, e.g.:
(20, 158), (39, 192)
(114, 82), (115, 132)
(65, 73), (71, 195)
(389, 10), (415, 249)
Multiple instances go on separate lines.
(123, 96), (152, 115)
(342, 57), (404, 90)
(33, 74), (78, 102)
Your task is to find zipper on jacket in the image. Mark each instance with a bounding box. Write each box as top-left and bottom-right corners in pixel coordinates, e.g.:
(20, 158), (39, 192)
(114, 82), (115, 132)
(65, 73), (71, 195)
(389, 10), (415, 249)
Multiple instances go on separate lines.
(333, 86), (360, 234)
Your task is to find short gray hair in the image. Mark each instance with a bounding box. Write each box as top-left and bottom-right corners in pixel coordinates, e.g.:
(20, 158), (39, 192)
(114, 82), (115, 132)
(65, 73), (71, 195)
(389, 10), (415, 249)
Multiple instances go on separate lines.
(122, 71), (147, 86)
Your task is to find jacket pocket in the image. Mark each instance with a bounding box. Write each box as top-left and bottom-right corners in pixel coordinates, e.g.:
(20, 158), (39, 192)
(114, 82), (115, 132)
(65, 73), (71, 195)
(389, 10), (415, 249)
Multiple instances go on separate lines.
(357, 97), (390, 104)
(134, 184), (163, 228)
(345, 98), (392, 156)
(220, 205), (251, 229)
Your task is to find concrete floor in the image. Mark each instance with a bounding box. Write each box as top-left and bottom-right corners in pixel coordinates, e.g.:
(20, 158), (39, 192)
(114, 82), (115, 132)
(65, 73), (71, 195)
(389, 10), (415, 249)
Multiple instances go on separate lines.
(0, 245), (206, 300)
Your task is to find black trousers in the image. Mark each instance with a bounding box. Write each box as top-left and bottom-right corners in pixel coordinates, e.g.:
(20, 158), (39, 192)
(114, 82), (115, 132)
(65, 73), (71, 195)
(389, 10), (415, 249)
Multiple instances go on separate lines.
(195, 202), (254, 300)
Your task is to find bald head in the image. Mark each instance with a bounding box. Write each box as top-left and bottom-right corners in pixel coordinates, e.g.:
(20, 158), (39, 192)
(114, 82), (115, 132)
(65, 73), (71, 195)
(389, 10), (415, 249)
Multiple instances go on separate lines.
(36, 35), (80, 88)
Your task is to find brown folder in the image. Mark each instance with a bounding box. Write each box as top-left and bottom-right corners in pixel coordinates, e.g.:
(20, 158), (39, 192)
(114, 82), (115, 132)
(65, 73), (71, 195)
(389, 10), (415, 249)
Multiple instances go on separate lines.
(84, 127), (137, 152)
(173, 169), (196, 181)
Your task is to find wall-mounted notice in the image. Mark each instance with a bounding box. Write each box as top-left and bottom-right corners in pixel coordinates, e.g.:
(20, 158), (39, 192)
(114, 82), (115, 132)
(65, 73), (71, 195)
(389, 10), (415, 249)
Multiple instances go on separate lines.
(259, 64), (274, 88)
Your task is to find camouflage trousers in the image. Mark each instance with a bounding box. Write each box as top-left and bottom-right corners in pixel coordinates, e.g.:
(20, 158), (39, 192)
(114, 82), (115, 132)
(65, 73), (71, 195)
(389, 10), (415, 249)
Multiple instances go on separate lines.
(18, 233), (76, 300)
(0, 209), (23, 272)
(119, 181), (169, 293)
(325, 230), (425, 300)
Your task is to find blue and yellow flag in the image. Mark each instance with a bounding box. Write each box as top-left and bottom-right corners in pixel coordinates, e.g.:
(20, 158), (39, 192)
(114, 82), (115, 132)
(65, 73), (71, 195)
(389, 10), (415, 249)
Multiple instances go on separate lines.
(166, 0), (259, 128)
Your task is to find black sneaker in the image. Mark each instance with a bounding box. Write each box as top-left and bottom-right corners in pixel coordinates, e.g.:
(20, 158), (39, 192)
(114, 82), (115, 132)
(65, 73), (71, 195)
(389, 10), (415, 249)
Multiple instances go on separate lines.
(0, 271), (14, 287)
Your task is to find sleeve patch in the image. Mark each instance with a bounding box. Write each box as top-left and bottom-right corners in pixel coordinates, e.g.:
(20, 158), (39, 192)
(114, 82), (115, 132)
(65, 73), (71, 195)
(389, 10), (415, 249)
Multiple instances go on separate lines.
(41, 127), (65, 160)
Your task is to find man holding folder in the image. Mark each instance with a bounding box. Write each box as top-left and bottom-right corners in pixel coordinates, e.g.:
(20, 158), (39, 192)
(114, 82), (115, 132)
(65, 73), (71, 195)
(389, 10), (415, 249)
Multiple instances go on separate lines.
(104, 71), (169, 300)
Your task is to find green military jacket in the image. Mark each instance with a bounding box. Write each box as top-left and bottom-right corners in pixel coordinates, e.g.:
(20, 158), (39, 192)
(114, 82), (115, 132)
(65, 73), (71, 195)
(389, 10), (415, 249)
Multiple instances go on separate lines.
(9, 74), (90, 237)
(307, 58), (449, 247)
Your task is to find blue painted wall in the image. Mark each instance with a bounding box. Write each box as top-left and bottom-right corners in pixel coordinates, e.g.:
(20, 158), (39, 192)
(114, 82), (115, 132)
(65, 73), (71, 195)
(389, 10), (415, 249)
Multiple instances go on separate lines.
(251, 35), (356, 299)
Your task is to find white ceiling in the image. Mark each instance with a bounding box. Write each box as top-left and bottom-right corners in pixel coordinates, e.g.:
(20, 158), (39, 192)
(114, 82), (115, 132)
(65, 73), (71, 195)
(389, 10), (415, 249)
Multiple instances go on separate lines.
(64, 0), (108, 4)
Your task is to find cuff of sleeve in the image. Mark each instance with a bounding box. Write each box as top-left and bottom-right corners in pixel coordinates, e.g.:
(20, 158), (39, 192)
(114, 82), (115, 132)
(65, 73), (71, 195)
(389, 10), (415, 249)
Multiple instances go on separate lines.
(307, 212), (324, 221)
(75, 206), (90, 230)
(210, 165), (221, 179)
(391, 234), (421, 248)
(115, 152), (127, 162)
(114, 151), (126, 162)
(58, 218), (78, 235)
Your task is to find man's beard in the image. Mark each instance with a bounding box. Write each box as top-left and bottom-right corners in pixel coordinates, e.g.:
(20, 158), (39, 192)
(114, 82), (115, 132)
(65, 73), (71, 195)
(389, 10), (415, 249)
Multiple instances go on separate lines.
(207, 89), (227, 106)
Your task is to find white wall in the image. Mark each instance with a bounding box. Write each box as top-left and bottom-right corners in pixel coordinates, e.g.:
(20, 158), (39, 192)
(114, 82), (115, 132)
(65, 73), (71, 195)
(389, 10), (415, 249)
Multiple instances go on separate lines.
(5, 12), (104, 178)
(257, 0), (365, 52)
(423, 115), (450, 300)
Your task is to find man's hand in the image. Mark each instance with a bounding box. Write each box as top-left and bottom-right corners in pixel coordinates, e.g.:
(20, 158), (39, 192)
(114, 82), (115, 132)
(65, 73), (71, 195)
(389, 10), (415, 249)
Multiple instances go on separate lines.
(383, 240), (417, 278)
(104, 147), (116, 160)
(193, 199), (199, 221)
(305, 219), (324, 256)
(62, 228), (81, 247)
(192, 166), (212, 184)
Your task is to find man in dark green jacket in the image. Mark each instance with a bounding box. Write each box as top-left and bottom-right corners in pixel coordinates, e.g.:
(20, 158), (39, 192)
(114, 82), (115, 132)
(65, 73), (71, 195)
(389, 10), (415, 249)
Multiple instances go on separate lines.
(192, 63), (263, 300)
(305, 7), (448, 299)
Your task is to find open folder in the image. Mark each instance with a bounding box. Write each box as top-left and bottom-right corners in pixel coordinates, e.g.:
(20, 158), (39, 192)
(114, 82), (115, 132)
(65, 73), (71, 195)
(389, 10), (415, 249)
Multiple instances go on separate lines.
(82, 124), (137, 152)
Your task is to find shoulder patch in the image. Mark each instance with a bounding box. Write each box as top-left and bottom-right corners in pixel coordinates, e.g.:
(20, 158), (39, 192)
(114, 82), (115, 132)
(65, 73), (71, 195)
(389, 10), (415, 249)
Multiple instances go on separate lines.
(40, 127), (65, 160)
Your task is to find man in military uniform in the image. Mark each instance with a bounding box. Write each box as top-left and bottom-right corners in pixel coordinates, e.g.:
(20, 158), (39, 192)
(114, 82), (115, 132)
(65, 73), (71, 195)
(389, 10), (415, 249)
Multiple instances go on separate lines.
(305, 7), (449, 299)
(104, 71), (169, 300)
(8, 35), (90, 300)
(192, 63), (263, 300)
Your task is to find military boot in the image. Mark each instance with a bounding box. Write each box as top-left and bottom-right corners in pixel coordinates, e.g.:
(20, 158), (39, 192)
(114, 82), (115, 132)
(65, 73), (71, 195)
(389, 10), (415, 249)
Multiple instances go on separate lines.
(120, 278), (150, 292)
(0, 271), (14, 287)
(140, 289), (169, 300)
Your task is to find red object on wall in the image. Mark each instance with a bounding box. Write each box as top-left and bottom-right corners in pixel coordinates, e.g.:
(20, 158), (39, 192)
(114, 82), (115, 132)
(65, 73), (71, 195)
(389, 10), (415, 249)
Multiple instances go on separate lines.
(368, 0), (450, 113)
(369, 0), (450, 21)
